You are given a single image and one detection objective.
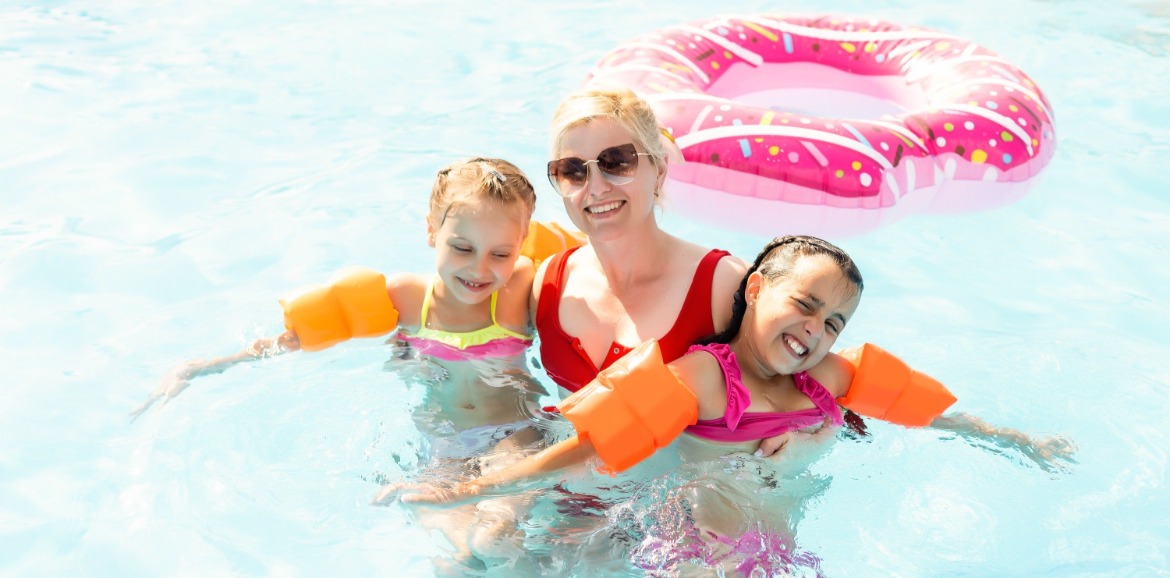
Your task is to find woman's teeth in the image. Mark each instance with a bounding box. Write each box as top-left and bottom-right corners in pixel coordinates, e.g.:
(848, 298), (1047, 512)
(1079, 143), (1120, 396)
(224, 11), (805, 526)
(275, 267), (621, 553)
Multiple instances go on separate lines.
(587, 201), (622, 214)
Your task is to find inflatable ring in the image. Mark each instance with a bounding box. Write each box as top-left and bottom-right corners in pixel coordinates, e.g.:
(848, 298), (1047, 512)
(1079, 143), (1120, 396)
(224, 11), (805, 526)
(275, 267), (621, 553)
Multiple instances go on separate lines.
(586, 14), (1057, 237)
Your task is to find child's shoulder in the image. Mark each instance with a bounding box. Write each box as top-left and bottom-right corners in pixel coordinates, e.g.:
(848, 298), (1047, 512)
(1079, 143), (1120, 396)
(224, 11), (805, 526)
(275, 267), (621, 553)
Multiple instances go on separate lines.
(385, 272), (429, 327)
(670, 347), (731, 412)
(807, 351), (854, 398)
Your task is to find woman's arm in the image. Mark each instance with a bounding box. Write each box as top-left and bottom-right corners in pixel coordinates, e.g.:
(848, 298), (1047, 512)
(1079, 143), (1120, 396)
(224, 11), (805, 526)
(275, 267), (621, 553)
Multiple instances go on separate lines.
(373, 435), (599, 505)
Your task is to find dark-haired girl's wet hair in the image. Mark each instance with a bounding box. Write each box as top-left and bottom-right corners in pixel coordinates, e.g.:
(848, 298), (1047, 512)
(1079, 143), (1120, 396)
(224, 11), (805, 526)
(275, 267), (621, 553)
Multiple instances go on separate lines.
(701, 235), (864, 345)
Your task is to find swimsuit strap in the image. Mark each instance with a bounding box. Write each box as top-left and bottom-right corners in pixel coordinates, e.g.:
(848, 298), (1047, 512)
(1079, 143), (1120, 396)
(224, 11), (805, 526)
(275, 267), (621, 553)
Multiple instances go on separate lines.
(418, 276), (438, 328)
(792, 371), (845, 426)
(489, 289), (500, 325)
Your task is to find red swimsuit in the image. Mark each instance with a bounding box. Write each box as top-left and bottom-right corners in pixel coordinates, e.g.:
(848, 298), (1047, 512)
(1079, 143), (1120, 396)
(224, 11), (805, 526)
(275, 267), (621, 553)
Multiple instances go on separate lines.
(536, 246), (731, 392)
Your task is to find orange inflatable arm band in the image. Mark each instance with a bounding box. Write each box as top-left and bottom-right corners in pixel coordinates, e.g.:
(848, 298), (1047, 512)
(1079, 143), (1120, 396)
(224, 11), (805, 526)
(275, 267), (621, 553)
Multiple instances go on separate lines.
(279, 267), (399, 352)
(837, 343), (957, 427)
(520, 220), (587, 269)
(558, 340), (698, 473)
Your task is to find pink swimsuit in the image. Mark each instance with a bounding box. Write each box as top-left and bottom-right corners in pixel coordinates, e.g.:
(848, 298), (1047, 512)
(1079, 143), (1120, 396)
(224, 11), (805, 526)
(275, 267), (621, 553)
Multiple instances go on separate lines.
(684, 343), (844, 443)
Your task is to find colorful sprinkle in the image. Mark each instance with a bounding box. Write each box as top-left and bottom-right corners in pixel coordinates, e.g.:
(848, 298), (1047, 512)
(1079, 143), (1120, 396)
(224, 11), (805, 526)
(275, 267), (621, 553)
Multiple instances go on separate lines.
(760, 111), (775, 125)
(864, 42), (877, 53)
(851, 161), (862, 171)
(985, 101), (998, 110)
(971, 149), (988, 163)
(943, 122), (954, 131)
(841, 42), (857, 53)
(743, 21), (779, 42)
(935, 41), (952, 51)
(1003, 153), (1013, 164)
(739, 139), (752, 157)
(769, 145), (780, 155)
(1000, 131), (1014, 142)
(835, 169), (845, 178)
(782, 32), (794, 54)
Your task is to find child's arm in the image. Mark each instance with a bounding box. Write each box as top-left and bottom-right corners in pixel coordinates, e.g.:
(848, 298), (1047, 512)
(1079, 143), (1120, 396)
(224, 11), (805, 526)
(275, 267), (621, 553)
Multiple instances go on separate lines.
(129, 331), (300, 419)
(132, 268), (413, 420)
(928, 412), (1077, 471)
(374, 435), (599, 505)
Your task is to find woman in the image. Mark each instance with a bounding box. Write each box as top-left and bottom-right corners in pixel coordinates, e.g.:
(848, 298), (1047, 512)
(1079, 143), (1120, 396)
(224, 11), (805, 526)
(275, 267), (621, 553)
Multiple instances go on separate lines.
(531, 87), (748, 396)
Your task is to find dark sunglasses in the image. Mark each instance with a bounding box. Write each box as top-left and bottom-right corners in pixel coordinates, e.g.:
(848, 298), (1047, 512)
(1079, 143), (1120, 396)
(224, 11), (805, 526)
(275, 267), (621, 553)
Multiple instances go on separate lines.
(547, 143), (651, 197)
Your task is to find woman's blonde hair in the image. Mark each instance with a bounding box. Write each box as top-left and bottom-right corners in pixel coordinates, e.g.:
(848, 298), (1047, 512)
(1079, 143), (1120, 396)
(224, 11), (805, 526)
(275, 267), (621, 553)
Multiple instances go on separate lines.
(549, 88), (667, 170)
(429, 157), (536, 226)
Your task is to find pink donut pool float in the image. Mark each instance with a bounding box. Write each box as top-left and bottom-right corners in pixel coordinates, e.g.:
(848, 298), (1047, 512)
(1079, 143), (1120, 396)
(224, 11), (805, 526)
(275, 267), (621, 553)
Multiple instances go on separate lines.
(586, 14), (1057, 237)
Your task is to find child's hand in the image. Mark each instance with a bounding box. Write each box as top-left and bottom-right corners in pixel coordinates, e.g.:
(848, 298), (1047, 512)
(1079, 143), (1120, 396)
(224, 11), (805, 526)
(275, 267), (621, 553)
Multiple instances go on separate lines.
(372, 480), (482, 506)
(1021, 434), (1078, 472)
(128, 360), (209, 420)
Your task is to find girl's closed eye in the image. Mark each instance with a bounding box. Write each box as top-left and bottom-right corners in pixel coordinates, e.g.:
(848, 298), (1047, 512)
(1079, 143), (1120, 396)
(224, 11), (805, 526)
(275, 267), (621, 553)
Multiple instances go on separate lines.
(451, 245), (472, 253)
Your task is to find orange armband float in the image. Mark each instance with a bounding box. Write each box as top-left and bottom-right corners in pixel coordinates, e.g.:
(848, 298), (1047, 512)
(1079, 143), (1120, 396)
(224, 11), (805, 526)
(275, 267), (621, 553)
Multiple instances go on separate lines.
(837, 343), (957, 427)
(520, 221), (586, 269)
(279, 267), (399, 352)
(558, 340), (698, 473)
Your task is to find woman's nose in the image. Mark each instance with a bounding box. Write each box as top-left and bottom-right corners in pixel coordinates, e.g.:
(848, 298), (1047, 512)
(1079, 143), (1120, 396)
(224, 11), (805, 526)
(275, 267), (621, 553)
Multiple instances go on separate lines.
(585, 163), (610, 196)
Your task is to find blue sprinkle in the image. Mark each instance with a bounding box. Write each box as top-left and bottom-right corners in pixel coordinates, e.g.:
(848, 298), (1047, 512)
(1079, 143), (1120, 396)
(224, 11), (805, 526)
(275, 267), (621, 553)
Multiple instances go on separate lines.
(717, 27), (729, 36)
(875, 54), (885, 63)
(1003, 153), (1013, 164)
(782, 33), (794, 54)
(841, 123), (873, 150)
(986, 101), (998, 110)
(733, 118), (743, 126)
(739, 139), (752, 158)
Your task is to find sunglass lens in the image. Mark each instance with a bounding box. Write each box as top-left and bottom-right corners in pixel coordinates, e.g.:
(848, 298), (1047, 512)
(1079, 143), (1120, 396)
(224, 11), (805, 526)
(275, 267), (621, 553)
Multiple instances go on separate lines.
(548, 158), (589, 194)
(597, 144), (639, 178)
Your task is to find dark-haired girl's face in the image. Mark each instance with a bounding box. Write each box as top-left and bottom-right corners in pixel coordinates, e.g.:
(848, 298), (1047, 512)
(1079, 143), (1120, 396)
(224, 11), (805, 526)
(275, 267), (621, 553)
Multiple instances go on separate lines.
(743, 254), (861, 376)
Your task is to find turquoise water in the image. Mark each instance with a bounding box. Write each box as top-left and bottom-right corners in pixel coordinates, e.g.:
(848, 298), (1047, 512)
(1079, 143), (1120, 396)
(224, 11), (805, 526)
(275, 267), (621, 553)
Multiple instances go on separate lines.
(2, 0), (1169, 576)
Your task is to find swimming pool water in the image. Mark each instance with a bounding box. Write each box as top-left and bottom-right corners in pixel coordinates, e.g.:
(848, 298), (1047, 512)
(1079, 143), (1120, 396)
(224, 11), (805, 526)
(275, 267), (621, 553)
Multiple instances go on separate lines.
(2, 0), (1169, 576)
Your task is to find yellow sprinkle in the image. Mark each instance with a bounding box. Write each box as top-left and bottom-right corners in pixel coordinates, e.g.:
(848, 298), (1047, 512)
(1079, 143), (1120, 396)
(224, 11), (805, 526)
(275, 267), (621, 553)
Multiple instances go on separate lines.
(841, 42), (856, 53)
(864, 42), (877, 53)
(971, 149), (988, 163)
(1000, 131), (1014, 142)
(711, 61), (720, 69)
(1009, 105), (1019, 112)
(1032, 138), (1039, 146)
(935, 41), (952, 51)
(943, 122), (954, 131)
(851, 161), (862, 171)
(755, 138), (763, 143)
(835, 169), (844, 178)
(724, 51), (733, 59)
(781, 118), (789, 124)
(769, 146), (780, 155)
(761, 111), (775, 125)
(969, 101), (978, 106)
(742, 21), (779, 42)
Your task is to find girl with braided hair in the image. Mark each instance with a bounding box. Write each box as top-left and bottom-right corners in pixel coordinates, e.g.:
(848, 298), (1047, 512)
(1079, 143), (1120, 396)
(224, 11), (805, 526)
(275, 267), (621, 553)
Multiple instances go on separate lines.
(380, 234), (1075, 506)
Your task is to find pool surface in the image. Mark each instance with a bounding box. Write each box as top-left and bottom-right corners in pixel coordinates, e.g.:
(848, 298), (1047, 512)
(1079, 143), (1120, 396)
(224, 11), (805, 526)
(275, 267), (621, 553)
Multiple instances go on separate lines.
(2, 0), (1169, 576)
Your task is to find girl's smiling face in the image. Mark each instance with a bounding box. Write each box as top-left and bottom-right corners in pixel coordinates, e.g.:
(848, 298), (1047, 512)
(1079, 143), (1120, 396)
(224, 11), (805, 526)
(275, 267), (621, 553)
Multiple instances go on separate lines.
(428, 200), (527, 305)
(741, 253), (861, 376)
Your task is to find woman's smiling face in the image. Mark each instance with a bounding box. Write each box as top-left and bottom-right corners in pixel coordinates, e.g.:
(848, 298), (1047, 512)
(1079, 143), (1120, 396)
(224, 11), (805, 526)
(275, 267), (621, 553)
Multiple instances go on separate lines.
(555, 118), (662, 241)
